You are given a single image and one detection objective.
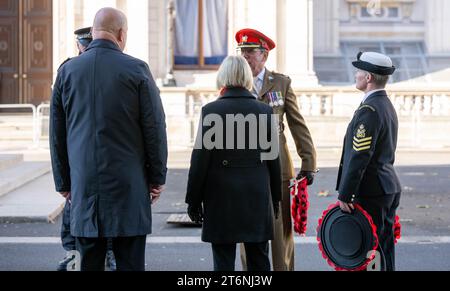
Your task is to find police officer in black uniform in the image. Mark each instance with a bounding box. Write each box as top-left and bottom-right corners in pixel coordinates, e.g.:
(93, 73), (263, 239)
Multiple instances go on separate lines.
(56, 27), (116, 271)
(336, 51), (402, 271)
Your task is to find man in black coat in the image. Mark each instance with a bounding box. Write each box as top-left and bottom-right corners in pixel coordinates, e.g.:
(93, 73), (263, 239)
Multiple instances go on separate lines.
(50, 8), (167, 271)
(336, 52), (402, 271)
(57, 26), (116, 272)
(186, 56), (281, 271)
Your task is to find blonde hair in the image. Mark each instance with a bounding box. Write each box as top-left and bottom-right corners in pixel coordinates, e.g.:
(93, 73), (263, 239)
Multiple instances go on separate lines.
(216, 56), (253, 91)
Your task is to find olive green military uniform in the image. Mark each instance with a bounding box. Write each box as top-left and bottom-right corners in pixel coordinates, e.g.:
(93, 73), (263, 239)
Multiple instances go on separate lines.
(241, 69), (317, 271)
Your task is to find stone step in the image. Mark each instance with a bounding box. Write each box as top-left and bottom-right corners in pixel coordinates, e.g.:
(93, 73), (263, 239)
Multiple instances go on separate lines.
(0, 131), (35, 141)
(0, 173), (65, 223)
(0, 121), (34, 132)
(0, 161), (51, 198)
(0, 154), (23, 171)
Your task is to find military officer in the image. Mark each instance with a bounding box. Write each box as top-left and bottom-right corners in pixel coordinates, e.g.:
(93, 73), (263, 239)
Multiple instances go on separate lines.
(74, 26), (93, 54)
(336, 52), (402, 271)
(235, 28), (317, 271)
(57, 27), (92, 74)
(56, 26), (116, 271)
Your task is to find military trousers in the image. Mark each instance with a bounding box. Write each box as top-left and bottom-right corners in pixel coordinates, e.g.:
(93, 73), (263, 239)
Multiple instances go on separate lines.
(241, 180), (295, 271)
(356, 192), (401, 271)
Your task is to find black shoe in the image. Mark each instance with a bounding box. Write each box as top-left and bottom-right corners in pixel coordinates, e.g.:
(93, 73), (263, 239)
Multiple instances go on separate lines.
(105, 250), (117, 271)
(57, 252), (76, 271)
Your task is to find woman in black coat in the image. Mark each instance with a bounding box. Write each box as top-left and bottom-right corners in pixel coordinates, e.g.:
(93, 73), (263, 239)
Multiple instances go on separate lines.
(185, 56), (281, 271)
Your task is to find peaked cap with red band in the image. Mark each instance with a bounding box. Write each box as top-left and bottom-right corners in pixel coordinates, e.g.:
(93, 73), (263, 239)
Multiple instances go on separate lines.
(235, 28), (276, 51)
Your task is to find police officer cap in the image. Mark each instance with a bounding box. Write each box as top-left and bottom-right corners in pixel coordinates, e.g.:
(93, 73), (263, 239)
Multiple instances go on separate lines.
(74, 27), (92, 47)
(353, 51), (396, 76)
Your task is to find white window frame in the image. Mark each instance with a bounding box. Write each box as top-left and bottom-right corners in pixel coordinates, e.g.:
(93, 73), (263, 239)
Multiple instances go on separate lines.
(358, 5), (402, 22)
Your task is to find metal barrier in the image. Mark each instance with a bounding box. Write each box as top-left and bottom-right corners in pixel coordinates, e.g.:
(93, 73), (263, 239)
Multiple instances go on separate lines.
(0, 104), (38, 147)
(36, 104), (50, 148)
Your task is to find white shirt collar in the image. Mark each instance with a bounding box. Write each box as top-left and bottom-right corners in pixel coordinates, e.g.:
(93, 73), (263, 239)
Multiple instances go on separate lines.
(362, 89), (384, 103)
(255, 68), (266, 82)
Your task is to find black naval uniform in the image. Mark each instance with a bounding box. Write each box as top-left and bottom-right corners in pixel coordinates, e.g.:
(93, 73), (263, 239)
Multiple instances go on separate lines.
(57, 58), (76, 253)
(336, 90), (402, 271)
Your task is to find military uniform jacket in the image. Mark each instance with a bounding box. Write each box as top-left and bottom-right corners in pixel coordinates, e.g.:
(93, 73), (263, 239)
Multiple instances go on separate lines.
(336, 90), (402, 203)
(50, 39), (168, 238)
(257, 69), (316, 181)
(185, 87), (282, 244)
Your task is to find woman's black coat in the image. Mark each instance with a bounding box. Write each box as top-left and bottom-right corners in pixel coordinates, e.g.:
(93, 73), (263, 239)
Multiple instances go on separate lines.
(185, 87), (282, 244)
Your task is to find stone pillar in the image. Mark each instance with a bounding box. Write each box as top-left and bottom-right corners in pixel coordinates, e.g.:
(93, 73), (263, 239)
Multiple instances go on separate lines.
(125, 0), (149, 62)
(313, 0), (339, 55)
(52, 0), (78, 77)
(230, 0), (278, 69)
(279, 0), (318, 87)
(426, 0), (450, 54)
(163, 0), (177, 86)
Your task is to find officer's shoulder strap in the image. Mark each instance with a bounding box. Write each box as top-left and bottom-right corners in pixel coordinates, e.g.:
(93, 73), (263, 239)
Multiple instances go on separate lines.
(270, 71), (290, 81)
(358, 104), (376, 112)
(57, 57), (73, 72)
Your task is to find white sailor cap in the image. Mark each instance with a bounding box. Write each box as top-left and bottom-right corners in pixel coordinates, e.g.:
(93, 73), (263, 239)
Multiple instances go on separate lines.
(352, 52), (396, 76)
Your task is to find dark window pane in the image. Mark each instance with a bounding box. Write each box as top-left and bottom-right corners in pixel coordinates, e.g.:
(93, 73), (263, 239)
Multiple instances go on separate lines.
(315, 71), (350, 83)
(391, 57), (403, 69)
(392, 71), (409, 82)
(315, 58), (346, 68)
(361, 7), (372, 17)
(388, 7), (399, 18)
(409, 70), (425, 78)
(385, 46), (402, 55)
(405, 58), (422, 69)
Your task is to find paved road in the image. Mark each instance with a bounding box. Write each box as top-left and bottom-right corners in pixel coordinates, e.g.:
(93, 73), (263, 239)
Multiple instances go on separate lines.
(1, 166), (449, 271)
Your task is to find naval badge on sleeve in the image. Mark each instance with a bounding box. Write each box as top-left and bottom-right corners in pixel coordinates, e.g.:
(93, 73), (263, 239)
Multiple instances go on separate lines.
(353, 124), (372, 152)
(356, 124), (366, 138)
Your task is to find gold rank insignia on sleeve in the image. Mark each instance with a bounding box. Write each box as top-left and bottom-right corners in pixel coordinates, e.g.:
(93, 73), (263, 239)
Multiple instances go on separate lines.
(353, 124), (372, 152)
(358, 105), (376, 112)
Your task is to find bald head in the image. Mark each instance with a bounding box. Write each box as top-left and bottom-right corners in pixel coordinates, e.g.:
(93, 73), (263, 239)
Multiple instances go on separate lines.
(92, 7), (128, 51)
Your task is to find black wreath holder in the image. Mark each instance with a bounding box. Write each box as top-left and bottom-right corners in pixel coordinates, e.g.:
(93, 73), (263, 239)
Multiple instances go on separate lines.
(317, 202), (379, 271)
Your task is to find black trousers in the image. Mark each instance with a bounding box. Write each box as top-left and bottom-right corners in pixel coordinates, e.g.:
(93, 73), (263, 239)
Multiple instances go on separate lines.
(61, 201), (76, 251)
(212, 242), (270, 271)
(76, 236), (146, 271)
(356, 193), (401, 271)
(61, 201), (113, 252)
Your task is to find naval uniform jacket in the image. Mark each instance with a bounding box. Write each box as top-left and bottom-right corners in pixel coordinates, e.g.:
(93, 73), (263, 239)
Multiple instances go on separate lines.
(336, 90), (402, 203)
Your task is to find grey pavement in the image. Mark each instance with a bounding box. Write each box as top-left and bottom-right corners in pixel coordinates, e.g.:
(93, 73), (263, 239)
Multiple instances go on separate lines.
(1, 243), (450, 271)
(0, 164), (450, 271)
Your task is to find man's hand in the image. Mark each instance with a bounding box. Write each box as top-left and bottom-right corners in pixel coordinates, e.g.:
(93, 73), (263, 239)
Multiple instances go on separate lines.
(297, 171), (315, 186)
(149, 185), (164, 204)
(339, 200), (355, 214)
(60, 192), (71, 200)
(187, 204), (203, 224)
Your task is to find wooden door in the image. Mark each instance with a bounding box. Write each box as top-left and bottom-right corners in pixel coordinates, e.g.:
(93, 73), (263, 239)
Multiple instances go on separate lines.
(0, 0), (19, 104)
(0, 0), (52, 105)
